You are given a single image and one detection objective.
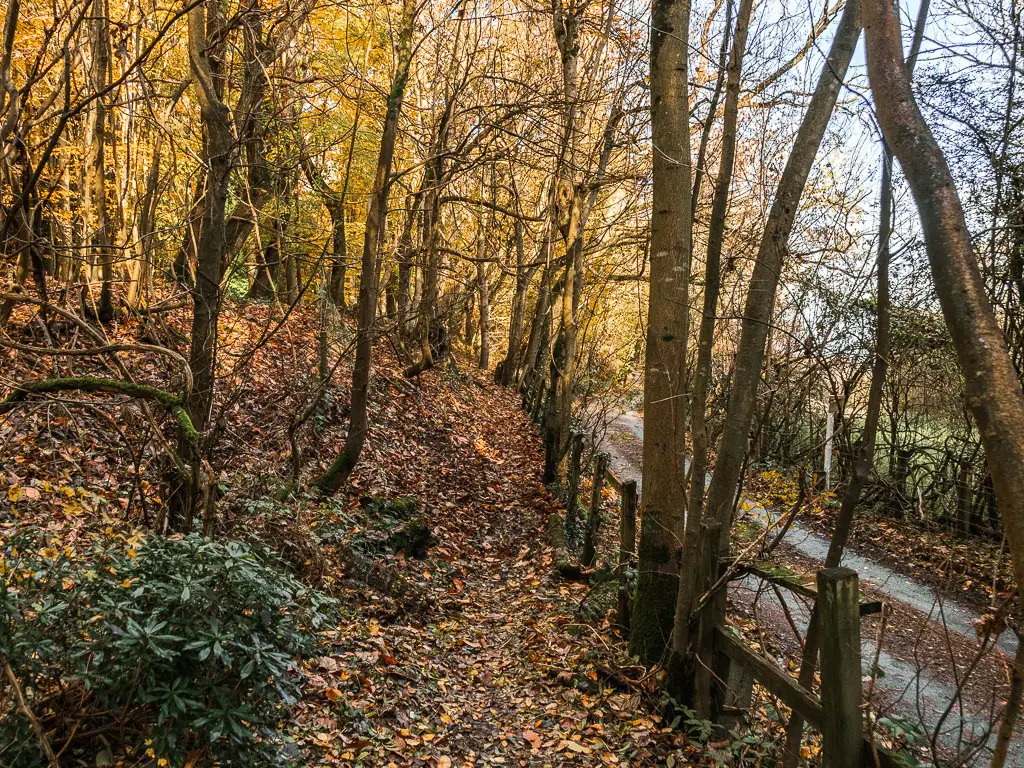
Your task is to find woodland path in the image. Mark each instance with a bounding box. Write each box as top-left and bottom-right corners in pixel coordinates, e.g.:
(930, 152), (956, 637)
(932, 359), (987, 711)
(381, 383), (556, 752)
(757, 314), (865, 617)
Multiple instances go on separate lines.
(297, 374), (684, 766)
(599, 410), (1022, 764)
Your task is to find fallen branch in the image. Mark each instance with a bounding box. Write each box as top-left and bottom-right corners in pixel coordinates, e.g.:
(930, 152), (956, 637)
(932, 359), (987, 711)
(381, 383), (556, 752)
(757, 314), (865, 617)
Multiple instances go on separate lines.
(0, 293), (189, 476)
(0, 376), (197, 449)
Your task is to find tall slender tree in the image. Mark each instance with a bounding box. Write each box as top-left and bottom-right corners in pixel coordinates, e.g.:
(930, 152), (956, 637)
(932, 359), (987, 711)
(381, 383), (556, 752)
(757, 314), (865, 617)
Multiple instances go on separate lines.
(702, 0), (862, 550)
(314, 0), (418, 493)
(864, 0), (1024, 763)
(669, 0), (754, 697)
(629, 0), (693, 664)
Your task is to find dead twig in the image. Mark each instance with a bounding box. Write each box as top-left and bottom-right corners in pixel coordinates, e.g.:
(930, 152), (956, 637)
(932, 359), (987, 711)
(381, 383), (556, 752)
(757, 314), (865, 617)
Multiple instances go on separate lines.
(3, 659), (60, 767)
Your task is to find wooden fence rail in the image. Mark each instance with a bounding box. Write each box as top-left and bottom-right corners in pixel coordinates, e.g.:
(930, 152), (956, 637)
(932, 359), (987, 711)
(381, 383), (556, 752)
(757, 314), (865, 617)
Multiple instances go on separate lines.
(704, 540), (900, 768)
(592, 472), (898, 768)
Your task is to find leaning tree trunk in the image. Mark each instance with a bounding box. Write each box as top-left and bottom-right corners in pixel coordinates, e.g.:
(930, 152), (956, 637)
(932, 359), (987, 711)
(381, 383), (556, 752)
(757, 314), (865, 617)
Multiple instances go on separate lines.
(676, 0), (861, 721)
(864, 0), (1024, 764)
(790, 0), (930, 754)
(702, 0), (862, 551)
(629, 0), (694, 665)
(314, 0), (417, 493)
(781, 0), (928, 746)
(782, 139), (896, 768)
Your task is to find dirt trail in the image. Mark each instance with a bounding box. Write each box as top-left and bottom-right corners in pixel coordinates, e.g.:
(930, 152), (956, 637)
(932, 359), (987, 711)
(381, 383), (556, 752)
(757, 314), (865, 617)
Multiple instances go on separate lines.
(296, 376), (679, 766)
(599, 411), (1020, 764)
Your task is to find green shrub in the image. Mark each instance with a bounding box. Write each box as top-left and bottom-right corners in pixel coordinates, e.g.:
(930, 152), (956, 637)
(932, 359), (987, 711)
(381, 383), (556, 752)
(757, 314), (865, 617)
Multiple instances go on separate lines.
(1, 532), (334, 766)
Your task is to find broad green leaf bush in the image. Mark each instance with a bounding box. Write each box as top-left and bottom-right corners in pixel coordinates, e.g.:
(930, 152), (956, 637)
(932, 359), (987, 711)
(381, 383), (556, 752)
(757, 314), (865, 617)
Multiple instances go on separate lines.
(0, 532), (334, 766)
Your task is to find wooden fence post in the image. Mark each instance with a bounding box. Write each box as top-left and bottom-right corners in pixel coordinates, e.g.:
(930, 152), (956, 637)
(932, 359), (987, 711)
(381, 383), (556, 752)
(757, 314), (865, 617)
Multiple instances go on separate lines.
(694, 521), (722, 720)
(564, 432), (585, 536)
(818, 567), (863, 768)
(582, 452), (609, 567)
(617, 480), (637, 631)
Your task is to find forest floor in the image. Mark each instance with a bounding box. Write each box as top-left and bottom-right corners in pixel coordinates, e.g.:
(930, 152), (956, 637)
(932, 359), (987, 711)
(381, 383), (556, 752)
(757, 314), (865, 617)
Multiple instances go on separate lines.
(3, 295), (1016, 766)
(285, 366), (710, 766)
(0, 299), (736, 766)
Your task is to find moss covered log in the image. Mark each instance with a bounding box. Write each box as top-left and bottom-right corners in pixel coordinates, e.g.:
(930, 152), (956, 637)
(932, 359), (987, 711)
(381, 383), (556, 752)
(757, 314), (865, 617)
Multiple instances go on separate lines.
(0, 376), (198, 447)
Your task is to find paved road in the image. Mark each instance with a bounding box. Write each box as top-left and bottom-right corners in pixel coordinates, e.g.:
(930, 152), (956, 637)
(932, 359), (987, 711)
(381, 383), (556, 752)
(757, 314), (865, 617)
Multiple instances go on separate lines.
(599, 410), (1020, 764)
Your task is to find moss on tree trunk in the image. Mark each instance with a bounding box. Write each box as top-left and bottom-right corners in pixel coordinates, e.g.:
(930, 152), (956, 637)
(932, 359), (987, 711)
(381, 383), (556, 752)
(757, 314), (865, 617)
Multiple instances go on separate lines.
(629, 568), (679, 664)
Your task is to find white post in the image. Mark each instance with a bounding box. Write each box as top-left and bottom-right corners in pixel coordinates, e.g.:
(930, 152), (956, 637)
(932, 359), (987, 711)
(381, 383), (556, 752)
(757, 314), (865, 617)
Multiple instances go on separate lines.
(824, 397), (840, 489)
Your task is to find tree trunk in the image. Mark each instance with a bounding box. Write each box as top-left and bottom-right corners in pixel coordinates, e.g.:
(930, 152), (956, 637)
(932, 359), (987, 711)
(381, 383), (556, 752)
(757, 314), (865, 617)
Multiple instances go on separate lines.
(464, 294), (476, 348)
(521, 254), (553, 386)
(249, 229), (280, 299)
(220, 0), (306, 268)
(178, 0), (234, 532)
(87, 0), (113, 322)
(405, 204), (440, 376)
(543, 251), (576, 483)
(957, 458), (972, 536)
(541, 0), (583, 482)
(185, 0), (233, 438)
(864, 2), (1024, 763)
(783, 7), (923, 745)
(396, 198), (417, 336)
(689, 0), (732, 219)
(300, 153), (352, 309)
(629, 0), (694, 665)
(175, 176), (204, 284)
(544, 85), (624, 483)
(285, 252), (297, 304)
(702, 0), (862, 551)
(404, 136), (455, 377)
(497, 220), (532, 385)
(477, 260), (490, 370)
(314, 0), (417, 493)
(129, 130), (162, 307)
(328, 204), (346, 306)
